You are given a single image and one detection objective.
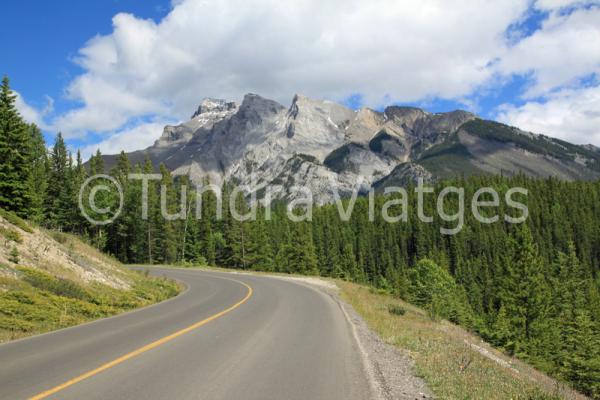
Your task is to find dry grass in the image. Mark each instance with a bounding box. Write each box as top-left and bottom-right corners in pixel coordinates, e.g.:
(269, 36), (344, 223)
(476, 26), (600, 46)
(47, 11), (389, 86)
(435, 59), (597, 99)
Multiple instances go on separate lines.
(338, 281), (586, 400)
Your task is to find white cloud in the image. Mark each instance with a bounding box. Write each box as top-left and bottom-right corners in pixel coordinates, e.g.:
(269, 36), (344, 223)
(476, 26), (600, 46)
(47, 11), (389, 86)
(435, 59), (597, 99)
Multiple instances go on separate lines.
(54, 0), (529, 138)
(534, 0), (600, 11)
(14, 92), (53, 130)
(498, 6), (600, 97)
(80, 121), (169, 160)
(497, 84), (600, 144)
(493, 3), (600, 144)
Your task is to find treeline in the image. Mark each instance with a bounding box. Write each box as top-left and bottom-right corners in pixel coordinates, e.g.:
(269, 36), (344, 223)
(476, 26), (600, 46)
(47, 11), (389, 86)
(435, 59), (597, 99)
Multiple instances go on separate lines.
(2, 76), (599, 397)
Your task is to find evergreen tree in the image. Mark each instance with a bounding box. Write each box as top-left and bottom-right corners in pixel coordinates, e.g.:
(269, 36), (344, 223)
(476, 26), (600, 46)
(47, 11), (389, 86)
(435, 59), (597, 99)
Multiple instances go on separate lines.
(46, 133), (73, 230)
(154, 164), (178, 263)
(560, 310), (600, 397)
(501, 226), (550, 358)
(26, 124), (48, 223)
(0, 76), (31, 215)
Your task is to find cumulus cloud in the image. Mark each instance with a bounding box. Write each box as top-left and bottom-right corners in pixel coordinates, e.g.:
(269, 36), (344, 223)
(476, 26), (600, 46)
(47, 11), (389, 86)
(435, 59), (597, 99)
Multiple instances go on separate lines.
(497, 85), (600, 144)
(14, 92), (53, 130)
(54, 0), (529, 139)
(495, 2), (600, 144)
(534, 0), (600, 11)
(80, 121), (170, 159)
(498, 6), (600, 97)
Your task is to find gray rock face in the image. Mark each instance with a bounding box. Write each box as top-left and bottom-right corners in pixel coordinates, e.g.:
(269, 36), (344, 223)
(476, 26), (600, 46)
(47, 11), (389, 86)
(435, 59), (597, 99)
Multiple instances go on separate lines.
(190, 98), (237, 120)
(102, 93), (600, 203)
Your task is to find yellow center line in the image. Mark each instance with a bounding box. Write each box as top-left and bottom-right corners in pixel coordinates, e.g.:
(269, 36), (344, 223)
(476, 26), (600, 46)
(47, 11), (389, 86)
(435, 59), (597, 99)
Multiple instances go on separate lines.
(29, 277), (253, 400)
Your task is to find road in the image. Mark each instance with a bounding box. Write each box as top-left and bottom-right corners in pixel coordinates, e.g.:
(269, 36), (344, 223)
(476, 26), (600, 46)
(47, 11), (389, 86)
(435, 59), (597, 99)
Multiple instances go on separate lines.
(0, 268), (372, 400)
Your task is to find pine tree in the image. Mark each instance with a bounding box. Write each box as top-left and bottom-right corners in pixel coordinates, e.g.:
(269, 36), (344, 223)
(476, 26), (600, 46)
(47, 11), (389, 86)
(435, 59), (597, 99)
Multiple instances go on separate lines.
(26, 124), (48, 223)
(154, 164), (178, 264)
(107, 151), (132, 261)
(560, 310), (600, 397)
(244, 214), (273, 271)
(0, 76), (31, 215)
(501, 226), (550, 358)
(46, 133), (73, 230)
(142, 156), (158, 263)
(288, 222), (318, 275)
(70, 150), (88, 233)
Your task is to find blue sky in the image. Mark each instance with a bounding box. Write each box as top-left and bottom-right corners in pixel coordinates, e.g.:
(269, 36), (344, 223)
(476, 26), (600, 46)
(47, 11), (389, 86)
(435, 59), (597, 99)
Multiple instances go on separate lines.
(1, 0), (172, 145)
(2, 0), (600, 157)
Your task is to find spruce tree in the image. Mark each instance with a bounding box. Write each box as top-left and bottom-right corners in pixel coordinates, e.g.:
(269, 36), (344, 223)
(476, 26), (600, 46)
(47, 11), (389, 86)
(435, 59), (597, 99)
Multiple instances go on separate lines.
(501, 226), (550, 358)
(26, 124), (48, 223)
(46, 133), (73, 229)
(154, 164), (178, 264)
(0, 76), (31, 215)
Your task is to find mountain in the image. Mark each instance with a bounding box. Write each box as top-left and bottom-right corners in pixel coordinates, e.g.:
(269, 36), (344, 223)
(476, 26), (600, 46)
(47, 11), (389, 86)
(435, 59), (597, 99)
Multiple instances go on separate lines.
(102, 94), (600, 203)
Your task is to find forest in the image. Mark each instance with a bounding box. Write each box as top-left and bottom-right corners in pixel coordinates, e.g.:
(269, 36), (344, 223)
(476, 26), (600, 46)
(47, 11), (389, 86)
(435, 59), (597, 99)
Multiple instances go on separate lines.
(1, 76), (599, 398)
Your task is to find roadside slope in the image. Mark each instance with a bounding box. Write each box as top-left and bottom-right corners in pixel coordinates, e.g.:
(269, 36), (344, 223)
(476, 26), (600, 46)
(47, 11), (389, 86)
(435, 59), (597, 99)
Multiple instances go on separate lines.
(0, 209), (179, 342)
(339, 281), (587, 400)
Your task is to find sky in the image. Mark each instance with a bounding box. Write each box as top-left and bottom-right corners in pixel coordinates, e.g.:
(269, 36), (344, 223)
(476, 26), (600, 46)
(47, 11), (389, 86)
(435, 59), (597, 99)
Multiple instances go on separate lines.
(2, 0), (600, 158)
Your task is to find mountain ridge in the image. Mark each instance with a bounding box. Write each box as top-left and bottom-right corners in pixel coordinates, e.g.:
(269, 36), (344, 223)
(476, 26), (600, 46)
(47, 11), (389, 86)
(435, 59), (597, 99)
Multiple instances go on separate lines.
(101, 93), (600, 203)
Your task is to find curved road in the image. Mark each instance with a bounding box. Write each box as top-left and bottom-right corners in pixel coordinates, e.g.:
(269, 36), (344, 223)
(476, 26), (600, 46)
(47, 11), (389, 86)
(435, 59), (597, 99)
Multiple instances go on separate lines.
(0, 268), (372, 400)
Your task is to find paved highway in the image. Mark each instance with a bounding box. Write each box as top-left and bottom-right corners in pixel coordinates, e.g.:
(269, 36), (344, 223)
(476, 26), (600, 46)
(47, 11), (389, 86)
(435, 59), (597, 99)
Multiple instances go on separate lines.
(0, 268), (372, 399)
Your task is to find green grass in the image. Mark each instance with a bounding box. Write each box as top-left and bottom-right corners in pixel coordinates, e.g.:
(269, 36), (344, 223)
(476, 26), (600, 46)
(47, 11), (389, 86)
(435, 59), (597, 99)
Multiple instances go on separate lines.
(0, 226), (22, 243)
(0, 266), (180, 342)
(0, 209), (34, 233)
(339, 281), (580, 400)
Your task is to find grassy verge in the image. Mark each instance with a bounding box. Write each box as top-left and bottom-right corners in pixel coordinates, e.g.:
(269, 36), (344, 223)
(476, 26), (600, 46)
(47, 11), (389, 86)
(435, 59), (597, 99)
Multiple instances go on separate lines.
(338, 281), (583, 400)
(0, 266), (180, 343)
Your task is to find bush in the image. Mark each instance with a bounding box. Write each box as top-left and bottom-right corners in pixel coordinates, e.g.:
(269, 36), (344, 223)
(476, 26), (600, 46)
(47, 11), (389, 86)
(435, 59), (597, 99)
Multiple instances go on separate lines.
(17, 267), (91, 301)
(388, 304), (406, 316)
(0, 208), (33, 233)
(0, 316), (35, 332)
(408, 259), (457, 306)
(408, 259), (473, 324)
(8, 247), (19, 264)
(50, 231), (68, 244)
(0, 226), (22, 243)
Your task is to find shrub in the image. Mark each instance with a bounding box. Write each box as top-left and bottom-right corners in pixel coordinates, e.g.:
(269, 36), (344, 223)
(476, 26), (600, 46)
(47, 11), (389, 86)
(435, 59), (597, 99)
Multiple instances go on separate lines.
(0, 209), (34, 233)
(17, 267), (91, 301)
(50, 231), (68, 244)
(0, 316), (35, 332)
(408, 259), (473, 324)
(8, 247), (19, 264)
(388, 304), (406, 316)
(0, 226), (22, 243)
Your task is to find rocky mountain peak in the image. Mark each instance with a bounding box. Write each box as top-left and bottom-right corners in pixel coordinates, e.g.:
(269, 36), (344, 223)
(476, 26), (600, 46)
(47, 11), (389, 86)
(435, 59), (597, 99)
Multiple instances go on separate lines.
(384, 106), (429, 126)
(191, 98), (237, 119)
(345, 108), (386, 144)
(239, 93), (285, 114)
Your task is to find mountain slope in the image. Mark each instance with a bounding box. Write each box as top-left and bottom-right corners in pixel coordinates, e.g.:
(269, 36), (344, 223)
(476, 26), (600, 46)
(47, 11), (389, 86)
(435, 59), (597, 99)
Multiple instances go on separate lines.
(102, 94), (600, 202)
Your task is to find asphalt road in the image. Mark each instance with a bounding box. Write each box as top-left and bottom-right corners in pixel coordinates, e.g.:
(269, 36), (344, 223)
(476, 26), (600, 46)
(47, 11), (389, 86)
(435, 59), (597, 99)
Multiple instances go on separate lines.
(0, 268), (372, 400)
